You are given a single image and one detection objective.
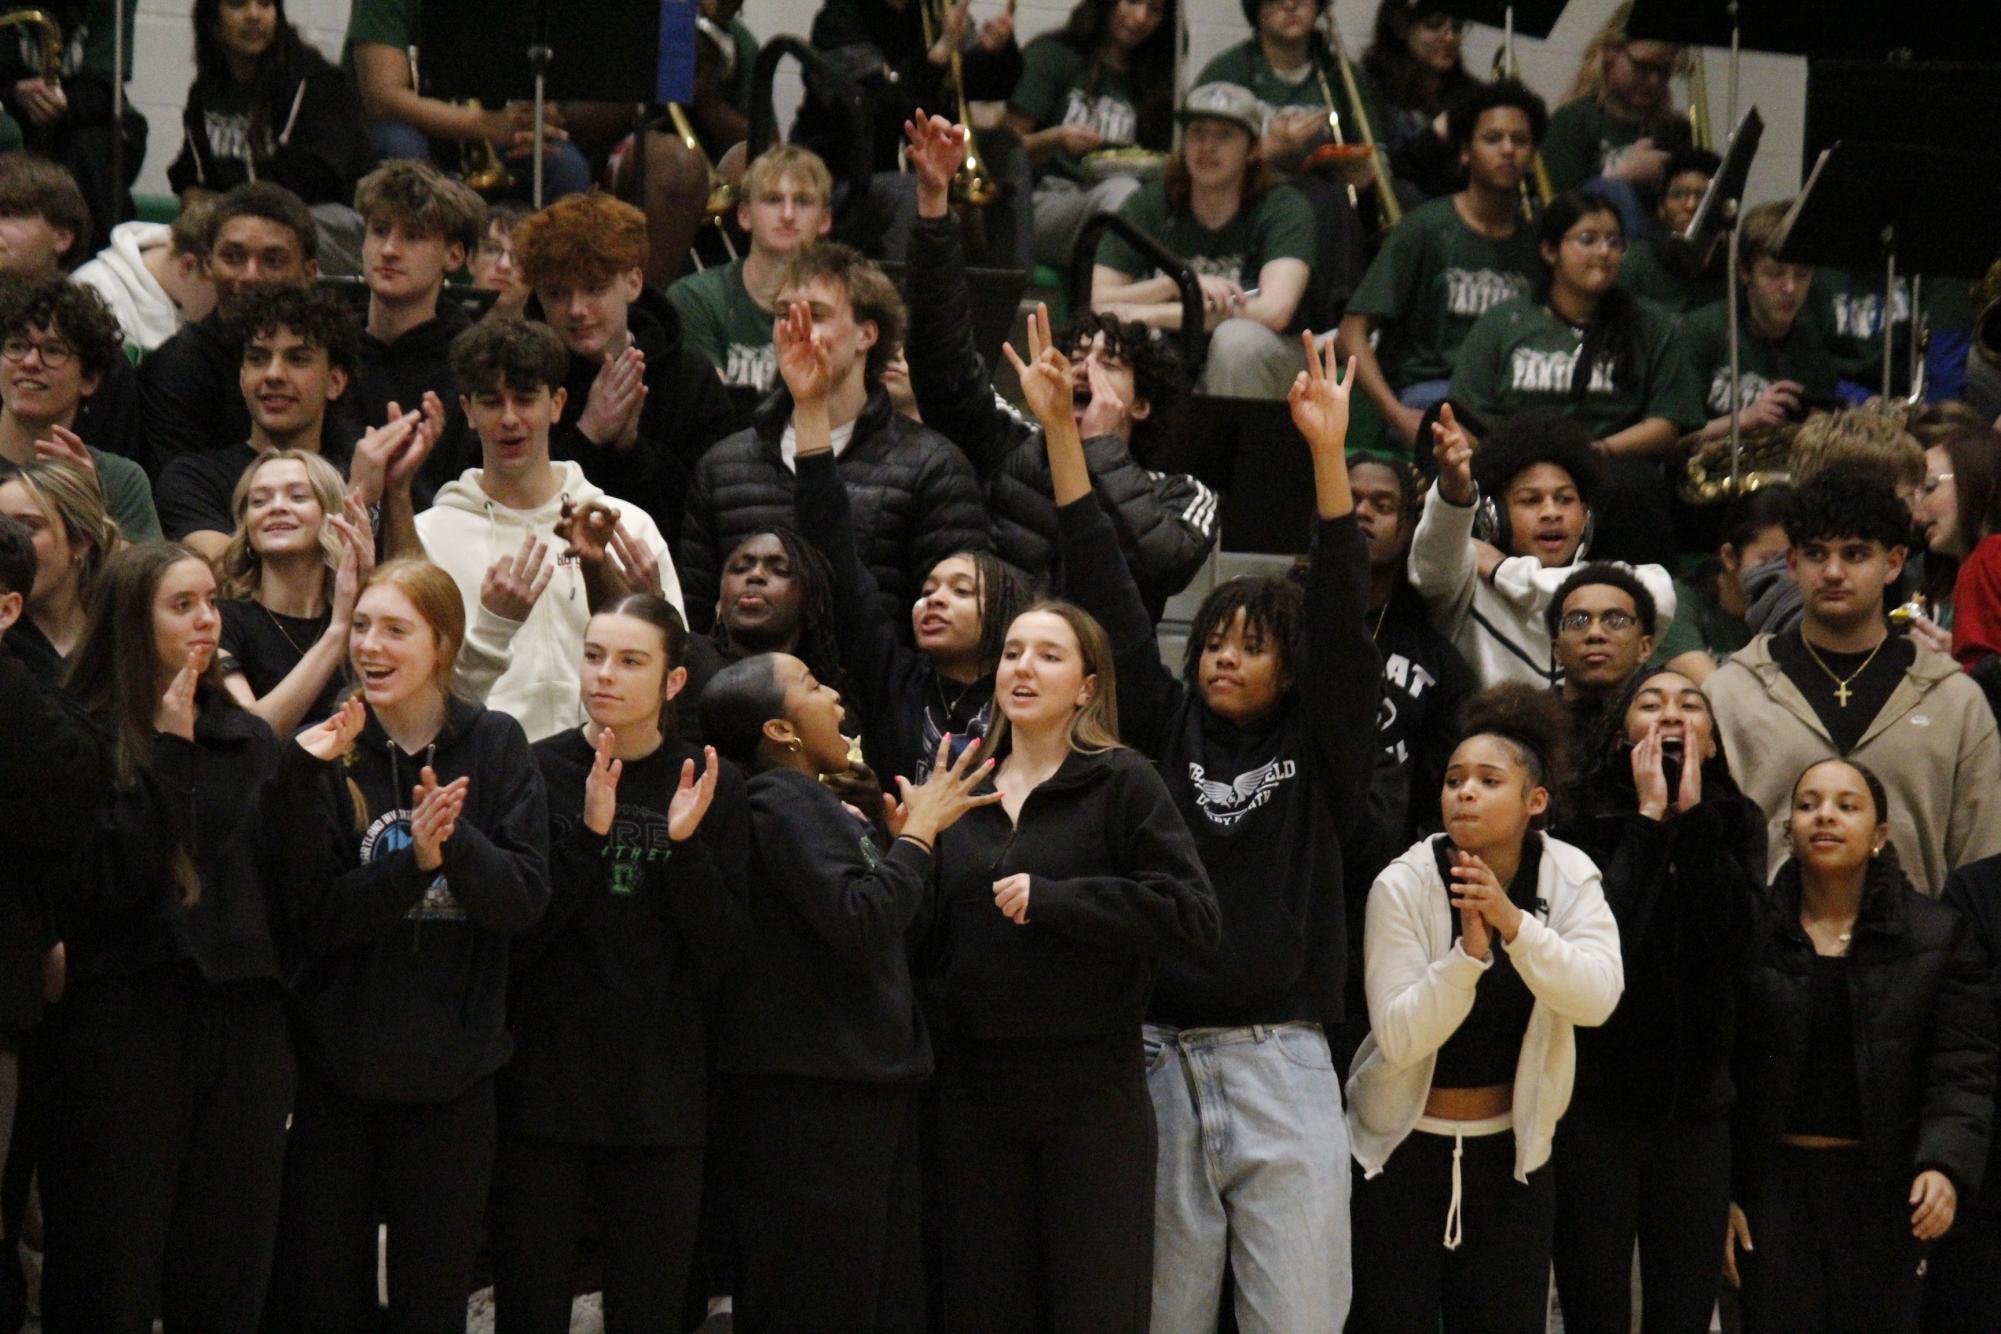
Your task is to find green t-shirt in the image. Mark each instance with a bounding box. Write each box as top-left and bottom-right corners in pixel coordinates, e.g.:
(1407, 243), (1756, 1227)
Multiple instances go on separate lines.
(667, 259), (776, 391)
(1680, 298), (1839, 417)
(1346, 196), (1542, 385)
(1616, 236), (1724, 315)
(727, 20), (759, 117)
(1192, 40), (1371, 128)
(1540, 97), (1648, 194)
(1447, 294), (1705, 438)
(346, 0), (417, 52)
(1648, 574), (1750, 668)
(1009, 38), (1140, 183)
(0, 447), (159, 544)
(1096, 179), (1317, 290)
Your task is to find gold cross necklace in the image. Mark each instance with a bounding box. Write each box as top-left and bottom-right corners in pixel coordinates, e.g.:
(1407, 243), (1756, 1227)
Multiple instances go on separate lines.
(1800, 633), (1886, 708)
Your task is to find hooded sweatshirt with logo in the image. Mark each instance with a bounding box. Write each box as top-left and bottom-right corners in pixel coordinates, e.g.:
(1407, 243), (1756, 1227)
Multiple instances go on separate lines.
(417, 460), (681, 742)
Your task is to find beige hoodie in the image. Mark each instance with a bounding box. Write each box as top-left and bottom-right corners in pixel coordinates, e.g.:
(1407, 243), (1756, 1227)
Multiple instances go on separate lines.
(1706, 633), (2001, 895)
(417, 461), (682, 742)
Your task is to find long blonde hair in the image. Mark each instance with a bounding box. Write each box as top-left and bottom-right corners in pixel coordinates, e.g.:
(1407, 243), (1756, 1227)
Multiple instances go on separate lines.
(216, 449), (347, 598)
(979, 599), (1125, 760)
(2, 459), (120, 602)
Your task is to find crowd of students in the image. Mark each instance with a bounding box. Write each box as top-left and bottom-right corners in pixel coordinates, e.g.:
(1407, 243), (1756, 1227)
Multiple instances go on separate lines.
(0, 0), (2000, 1332)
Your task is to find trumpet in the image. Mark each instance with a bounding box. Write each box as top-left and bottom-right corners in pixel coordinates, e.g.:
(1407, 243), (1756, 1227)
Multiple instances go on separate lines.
(460, 98), (517, 196)
(917, 0), (999, 206)
(0, 9), (63, 86)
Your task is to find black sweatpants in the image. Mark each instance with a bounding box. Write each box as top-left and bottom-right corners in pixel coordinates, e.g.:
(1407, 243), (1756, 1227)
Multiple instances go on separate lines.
(1739, 1144), (1925, 1333)
(1553, 1110), (1732, 1334)
(489, 1132), (704, 1334)
(726, 1073), (923, 1334)
(264, 1066), (497, 1334)
(40, 966), (294, 1334)
(934, 1038), (1156, 1334)
(1922, 1209), (2000, 1332)
(1351, 1127), (1555, 1334)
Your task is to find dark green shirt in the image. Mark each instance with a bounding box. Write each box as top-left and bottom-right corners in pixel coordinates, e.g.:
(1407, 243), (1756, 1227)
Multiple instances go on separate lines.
(1680, 298), (1839, 417)
(1009, 38), (1140, 182)
(1616, 236), (1725, 314)
(1448, 294), (1704, 437)
(1649, 574), (1749, 669)
(1096, 178), (1317, 288)
(345, 0), (416, 52)
(1193, 39), (1371, 128)
(1346, 195), (1542, 384)
(1541, 96), (1677, 193)
(666, 259), (776, 391)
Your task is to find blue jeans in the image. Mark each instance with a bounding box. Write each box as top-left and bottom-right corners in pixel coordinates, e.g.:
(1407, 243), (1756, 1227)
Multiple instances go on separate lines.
(368, 119), (594, 201)
(1398, 380), (1452, 412)
(1145, 1021), (1353, 1333)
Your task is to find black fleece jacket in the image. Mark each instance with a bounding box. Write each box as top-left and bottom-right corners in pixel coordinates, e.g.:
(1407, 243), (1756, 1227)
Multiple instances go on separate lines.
(139, 310), (363, 465)
(296, 699), (550, 1103)
(67, 690), (333, 988)
(1734, 857), (1995, 1201)
(904, 214), (1216, 614)
(165, 57), (370, 204)
(721, 767), (937, 1083)
(1942, 854), (2001, 1218)
(1556, 766), (1767, 1123)
(932, 747), (1219, 1043)
(1060, 496), (1380, 1030)
(504, 730), (749, 1146)
(678, 385), (990, 635)
(548, 290), (740, 545)
(354, 298), (473, 504)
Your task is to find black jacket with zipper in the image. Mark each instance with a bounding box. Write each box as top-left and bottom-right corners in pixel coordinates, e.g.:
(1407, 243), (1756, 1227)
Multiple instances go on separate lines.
(932, 746), (1219, 1044)
(504, 730), (749, 1146)
(1057, 496), (1379, 1030)
(165, 56), (370, 204)
(296, 699), (550, 1103)
(1734, 856), (1995, 1201)
(1942, 853), (2001, 1218)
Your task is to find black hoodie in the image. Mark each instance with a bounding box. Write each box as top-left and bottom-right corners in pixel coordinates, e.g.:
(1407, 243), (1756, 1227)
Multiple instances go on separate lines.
(1059, 496), (1380, 1031)
(297, 699), (550, 1103)
(505, 730), (749, 1145)
(1942, 853), (2001, 1218)
(548, 289), (740, 545)
(722, 767), (937, 1083)
(932, 747), (1219, 1043)
(354, 298), (474, 503)
(166, 55), (370, 204)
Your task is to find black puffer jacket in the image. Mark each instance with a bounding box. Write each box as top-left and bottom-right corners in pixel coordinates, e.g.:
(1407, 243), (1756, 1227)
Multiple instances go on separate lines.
(677, 384), (990, 633)
(1734, 856), (1995, 1201)
(904, 215), (1215, 613)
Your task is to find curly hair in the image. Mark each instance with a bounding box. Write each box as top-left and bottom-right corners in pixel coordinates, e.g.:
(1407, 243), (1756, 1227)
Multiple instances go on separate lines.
(1181, 575), (1304, 689)
(204, 181), (318, 264)
(0, 153), (88, 268)
(1456, 681), (1571, 796)
(449, 318), (570, 397)
(1054, 310), (1185, 462)
(776, 243), (907, 385)
(1444, 78), (1550, 149)
(713, 528), (846, 692)
(514, 191), (650, 291)
(1782, 463), (1913, 552)
(353, 159), (488, 254)
(224, 283), (362, 377)
(1471, 407), (1606, 508)
(1545, 561), (1658, 639)
(0, 274), (125, 380)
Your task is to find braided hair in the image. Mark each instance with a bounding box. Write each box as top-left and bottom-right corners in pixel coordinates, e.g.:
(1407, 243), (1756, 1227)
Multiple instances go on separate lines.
(713, 527), (845, 692)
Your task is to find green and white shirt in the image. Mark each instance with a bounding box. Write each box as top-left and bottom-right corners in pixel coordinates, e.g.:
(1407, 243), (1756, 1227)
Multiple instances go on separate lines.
(1010, 38), (1141, 182)
(1680, 297), (1838, 416)
(1347, 196), (1542, 385)
(1096, 179), (1317, 288)
(1448, 294), (1704, 437)
(667, 259), (777, 392)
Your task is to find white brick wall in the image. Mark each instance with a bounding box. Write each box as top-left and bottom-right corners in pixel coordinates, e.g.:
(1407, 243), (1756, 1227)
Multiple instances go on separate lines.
(128, 0), (1809, 210)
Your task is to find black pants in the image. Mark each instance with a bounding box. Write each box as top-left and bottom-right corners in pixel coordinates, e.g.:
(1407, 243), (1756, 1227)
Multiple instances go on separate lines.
(489, 1132), (704, 1334)
(726, 1073), (923, 1333)
(40, 966), (294, 1334)
(264, 1066), (497, 1334)
(1553, 1109), (1732, 1334)
(1922, 1209), (2000, 1332)
(1351, 1126), (1555, 1334)
(934, 1038), (1155, 1334)
(1739, 1144), (1925, 1333)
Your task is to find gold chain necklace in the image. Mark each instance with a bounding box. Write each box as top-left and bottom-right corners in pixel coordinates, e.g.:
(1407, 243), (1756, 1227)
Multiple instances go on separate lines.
(1800, 633), (1885, 708)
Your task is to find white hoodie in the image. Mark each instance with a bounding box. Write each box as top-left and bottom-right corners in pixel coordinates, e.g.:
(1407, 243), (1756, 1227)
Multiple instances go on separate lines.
(417, 461), (683, 742)
(72, 222), (182, 354)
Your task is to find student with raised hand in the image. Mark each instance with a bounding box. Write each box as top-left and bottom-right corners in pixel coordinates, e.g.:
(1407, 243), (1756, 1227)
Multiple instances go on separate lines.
(212, 450), (373, 733)
(0, 459), (120, 673)
(1727, 759), (1994, 1333)
(1550, 668), (1766, 1334)
(1015, 317), (1378, 1328)
(39, 542), (363, 1334)
(1346, 684), (1623, 1333)
(701, 656), (996, 1330)
(777, 299), (1030, 788)
(493, 594), (745, 1334)
(265, 559), (550, 1334)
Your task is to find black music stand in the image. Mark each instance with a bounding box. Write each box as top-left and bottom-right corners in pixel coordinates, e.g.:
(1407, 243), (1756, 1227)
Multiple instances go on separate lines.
(1430, 0), (1568, 40)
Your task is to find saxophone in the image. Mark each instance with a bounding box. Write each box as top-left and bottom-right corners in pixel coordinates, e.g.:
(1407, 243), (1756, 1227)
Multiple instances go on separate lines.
(0, 9), (64, 86)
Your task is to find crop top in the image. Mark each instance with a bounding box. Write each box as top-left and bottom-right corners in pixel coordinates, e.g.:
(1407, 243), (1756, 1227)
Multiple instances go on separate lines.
(1431, 833), (1542, 1089)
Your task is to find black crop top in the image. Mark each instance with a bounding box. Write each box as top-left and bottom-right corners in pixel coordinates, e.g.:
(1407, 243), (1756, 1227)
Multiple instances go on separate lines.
(1431, 833), (1542, 1089)
(1785, 954), (1864, 1139)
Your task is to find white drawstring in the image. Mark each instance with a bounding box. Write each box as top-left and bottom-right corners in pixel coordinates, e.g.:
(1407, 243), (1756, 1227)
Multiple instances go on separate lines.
(1444, 1129), (1466, 1250)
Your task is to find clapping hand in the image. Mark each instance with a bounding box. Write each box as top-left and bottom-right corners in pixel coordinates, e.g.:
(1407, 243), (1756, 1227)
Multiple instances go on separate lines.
(1450, 849), (1522, 955)
(155, 644), (208, 742)
(578, 347), (648, 451)
(584, 726), (623, 835)
(296, 698), (367, 762)
(411, 765), (470, 872)
(667, 746), (722, 842)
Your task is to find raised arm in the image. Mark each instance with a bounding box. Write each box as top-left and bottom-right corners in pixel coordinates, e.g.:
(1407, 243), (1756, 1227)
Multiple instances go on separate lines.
(1407, 404), (1481, 632)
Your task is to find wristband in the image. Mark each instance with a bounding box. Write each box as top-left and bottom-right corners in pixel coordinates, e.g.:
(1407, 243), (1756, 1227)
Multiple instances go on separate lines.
(898, 833), (935, 856)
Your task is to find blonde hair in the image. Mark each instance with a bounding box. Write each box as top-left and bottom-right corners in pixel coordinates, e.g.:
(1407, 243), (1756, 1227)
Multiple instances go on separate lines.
(1563, 2), (1632, 103)
(1737, 200), (1797, 271)
(2, 459), (120, 598)
(979, 600), (1125, 760)
(216, 450), (347, 598)
(1790, 409), (1925, 492)
(742, 144), (833, 207)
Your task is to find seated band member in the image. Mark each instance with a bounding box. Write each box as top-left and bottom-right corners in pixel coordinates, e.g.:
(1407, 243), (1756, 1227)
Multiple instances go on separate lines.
(1540, 18), (1690, 234)
(1358, 0), (1478, 200)
(668, 144), (835, 394)
(0, 4), (142, 254)
(1092, 82), (1316, 400)
(1339, 79), (1549, 446)
(1192, 0), (1374, 179)
(1614, 147), (1722, 313)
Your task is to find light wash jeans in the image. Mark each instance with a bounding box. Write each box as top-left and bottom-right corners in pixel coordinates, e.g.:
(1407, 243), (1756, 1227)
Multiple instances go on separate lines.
(1144, 1021), (1352, 1333)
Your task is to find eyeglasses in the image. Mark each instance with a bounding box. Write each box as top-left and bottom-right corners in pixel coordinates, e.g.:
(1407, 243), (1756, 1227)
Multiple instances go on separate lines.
(1558, 609), (1640, 634)
(1921, 472), (1955, 496)
(1, 336), (75, 368)
(1563, 230), (1627, 252)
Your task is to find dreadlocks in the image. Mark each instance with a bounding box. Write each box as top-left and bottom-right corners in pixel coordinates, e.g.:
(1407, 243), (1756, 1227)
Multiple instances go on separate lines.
(713, 528), (846, 692)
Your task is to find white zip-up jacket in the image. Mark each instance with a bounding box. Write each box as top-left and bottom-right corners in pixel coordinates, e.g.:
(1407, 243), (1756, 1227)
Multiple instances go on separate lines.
(1347, 833), (1623, 1183)
(417, 462), (682, 742)
(1408, 479), (1677, 689)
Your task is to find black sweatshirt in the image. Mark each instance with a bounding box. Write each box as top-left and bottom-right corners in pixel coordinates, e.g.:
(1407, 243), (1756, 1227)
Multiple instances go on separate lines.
(504, 730), (749, 1146)
(296, 699), (550, 1103)
(1941, 853), (2001, 1218)
(354, 299), (473, 504)
(1059, 497), (1380, 1030)
(139, 311), (363, 467)
(66, 690), (333, 988)
(165, 57), (370, 204)
(721, 767), (936, 1083)
(932, 747), (1219, 1043)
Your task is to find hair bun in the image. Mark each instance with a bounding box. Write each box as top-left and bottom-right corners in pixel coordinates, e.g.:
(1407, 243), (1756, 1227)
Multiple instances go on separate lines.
(1457, 682), (1571, 789)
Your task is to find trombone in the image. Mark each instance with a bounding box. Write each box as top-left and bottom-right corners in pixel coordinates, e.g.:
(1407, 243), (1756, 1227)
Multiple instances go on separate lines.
(1682, 47), (1712, 151)
(0, 9), (63, 86)
(1491, 45), (1556, 222)
(916, 0), (999, 206)
(1313, 20), (1401, 231)
(666, 101), (739, 267)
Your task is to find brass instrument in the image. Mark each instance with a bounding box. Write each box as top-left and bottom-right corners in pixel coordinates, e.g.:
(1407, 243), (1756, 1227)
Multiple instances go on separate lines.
(459, 99), (518, 195)
(1491, 46), (1556, 222)
(1680, 422), (1796, 506)
(0, 9), (63, 86)
(917, 0), (998, 206)
(1313, 24), (1401, 231)
(666, 101), (739, 265)
(1682, 48), (1712, 151)
(1974, 258), (2001, 367)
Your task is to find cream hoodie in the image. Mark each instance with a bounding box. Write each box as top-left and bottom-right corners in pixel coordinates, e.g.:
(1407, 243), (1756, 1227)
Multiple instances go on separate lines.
(417, 461), (683, 742)
(72, 222), (182, 355)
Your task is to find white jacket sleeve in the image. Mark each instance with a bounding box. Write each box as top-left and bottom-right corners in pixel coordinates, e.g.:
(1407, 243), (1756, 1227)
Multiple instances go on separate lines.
(1364, 862), (1490, 1070)
(1409, 482), (1479, 637)
(1504, 851), (1624, 1027)
(456, 602), (526, 704)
